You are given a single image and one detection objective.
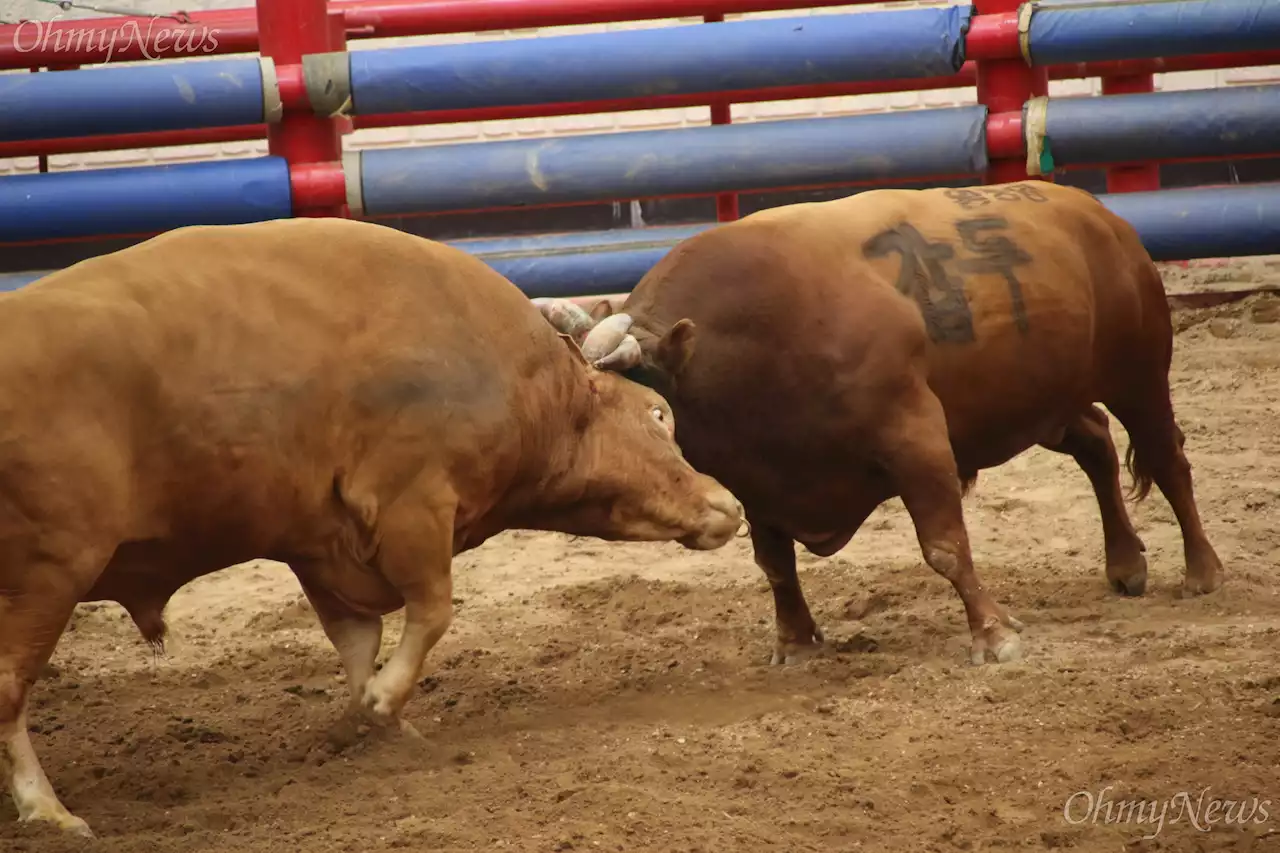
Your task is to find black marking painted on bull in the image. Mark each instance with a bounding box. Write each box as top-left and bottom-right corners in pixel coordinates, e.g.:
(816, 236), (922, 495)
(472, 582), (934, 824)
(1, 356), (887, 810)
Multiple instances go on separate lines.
(953, 216), (1033, 335)
(863, 223), (976, 345)
(944, 183), (1049, 210)
(944, 189), (990, 210)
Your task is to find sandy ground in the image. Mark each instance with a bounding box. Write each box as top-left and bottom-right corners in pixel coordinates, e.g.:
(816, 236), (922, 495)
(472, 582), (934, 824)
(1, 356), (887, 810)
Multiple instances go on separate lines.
(5, 259), (1280, 853)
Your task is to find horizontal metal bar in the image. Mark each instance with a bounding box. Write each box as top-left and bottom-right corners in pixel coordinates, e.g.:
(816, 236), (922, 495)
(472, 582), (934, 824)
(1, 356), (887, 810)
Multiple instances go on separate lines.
(1038, 84), (1280, 167)
(5, 46), (1276, 159)
(351, 106), (989, 215)
(0, 157), (293, 242)
(340, 0), (893, 35)
(466, 182), (1280, 287)
(1104, 182), (1280, 262)
(0, 57), (273, 143)
(1027, 0), (1280, 65)
(0, 0), (888, 68)
(346, 6), (971, 115)
(4, 183), (1279, 292)
(443, 183), (1280, 291)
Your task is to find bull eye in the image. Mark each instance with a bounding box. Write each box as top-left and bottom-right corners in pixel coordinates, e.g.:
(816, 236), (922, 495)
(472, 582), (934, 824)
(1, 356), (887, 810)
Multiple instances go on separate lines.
(650, 405), (674, 436)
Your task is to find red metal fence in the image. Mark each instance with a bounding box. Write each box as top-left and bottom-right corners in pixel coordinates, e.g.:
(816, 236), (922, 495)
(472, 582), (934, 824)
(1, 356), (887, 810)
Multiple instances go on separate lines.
(2, 0), (1278, 224)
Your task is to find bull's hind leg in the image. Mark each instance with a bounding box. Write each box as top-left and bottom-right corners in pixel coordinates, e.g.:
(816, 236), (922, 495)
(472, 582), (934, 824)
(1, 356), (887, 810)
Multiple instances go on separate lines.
(0, 553), (105, 838)
(1110, 388), (1223, 597)
(1041, 405), (1150, 595)
(295, 576), (384, 717)
(876, 379), (1024, 664)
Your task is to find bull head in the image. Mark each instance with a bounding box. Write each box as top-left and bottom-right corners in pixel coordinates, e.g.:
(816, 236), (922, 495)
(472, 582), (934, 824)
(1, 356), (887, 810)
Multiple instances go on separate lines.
(533, 298), (643, 371)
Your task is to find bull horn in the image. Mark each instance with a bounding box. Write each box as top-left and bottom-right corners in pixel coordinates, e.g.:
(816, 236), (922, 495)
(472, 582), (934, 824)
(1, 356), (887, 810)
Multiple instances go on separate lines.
(592, 333), (642, 371)
(535, 298), (596, 341)
(581, 312), (634, 362)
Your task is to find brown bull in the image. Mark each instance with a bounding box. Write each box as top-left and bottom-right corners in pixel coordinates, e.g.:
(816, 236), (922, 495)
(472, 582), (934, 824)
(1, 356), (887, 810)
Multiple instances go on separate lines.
(0, 217), (743, 837)
(540, 181), (1224, 669)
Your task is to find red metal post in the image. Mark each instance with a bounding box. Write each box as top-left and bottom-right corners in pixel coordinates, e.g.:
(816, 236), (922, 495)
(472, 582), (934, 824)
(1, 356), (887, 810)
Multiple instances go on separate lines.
(1100, 73), (1160, 193)
(973, 0), (1050, 185)
(984, 110), (1024, 159)
(705, 13), (739, 222)
(258, 0), (346, 217)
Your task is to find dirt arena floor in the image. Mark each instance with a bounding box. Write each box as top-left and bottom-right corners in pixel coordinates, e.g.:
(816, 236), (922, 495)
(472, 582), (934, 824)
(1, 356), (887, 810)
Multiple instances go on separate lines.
(5, 258), (1280, 853)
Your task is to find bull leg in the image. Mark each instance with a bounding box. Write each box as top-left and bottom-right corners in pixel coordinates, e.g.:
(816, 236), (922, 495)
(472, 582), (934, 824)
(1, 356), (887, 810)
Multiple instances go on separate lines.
(0, 564), (98, 837)
(2, 695), (90, 837)
(356, 499), (456, 734)
(877, 381), (1024, 665)
(750, 520), (824, 665)
(295, 577), (384, 716)
(1041, 405), (1149, 595)
(1110, 393), (1224, 597)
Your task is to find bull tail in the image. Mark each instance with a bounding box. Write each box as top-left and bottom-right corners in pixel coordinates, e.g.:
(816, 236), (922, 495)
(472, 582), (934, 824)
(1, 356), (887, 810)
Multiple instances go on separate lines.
(1123, 442), (1156, 503)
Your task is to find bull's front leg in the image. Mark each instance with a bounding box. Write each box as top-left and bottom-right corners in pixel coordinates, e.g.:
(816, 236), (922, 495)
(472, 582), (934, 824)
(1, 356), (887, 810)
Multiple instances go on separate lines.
(750, 520), (825, 665)
(876, 380), (1025, 665)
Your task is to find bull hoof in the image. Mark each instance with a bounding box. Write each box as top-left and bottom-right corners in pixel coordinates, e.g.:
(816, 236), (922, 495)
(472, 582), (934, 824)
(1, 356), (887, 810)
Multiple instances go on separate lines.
(968, 614), (1024, 666)
(1109, 575), (1147, 597)
(328, 704), (424, 753)
(360, 676), (414, 723)
(1107, 562), (1149, 598)
(1180, 568), (1224, 598)
(395, 718), (425, 740)
(769, 625), (825, 666)
(1178, 544), (1224, 598)
(356, 703), (421, 739)
(20, 809), (94, 839)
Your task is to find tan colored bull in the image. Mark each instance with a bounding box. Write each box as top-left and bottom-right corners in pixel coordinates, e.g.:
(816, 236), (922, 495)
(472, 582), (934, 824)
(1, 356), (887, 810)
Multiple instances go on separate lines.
(0, 217), (743, 837)
(541, 181), (1224, 668)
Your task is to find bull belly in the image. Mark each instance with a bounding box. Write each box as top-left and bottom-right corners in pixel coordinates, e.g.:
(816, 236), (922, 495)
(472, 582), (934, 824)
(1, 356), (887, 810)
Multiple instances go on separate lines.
(293, 559), (404, 616)
(86, 537), (249, 607)
(950, 415), (1073, 474)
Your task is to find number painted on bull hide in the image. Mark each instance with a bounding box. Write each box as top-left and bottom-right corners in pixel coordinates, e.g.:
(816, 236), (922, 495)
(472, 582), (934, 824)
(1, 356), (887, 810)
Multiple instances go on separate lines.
(953, 216), (1033, 336)
(861, 223), (976, 344)
(863, 214), (1035, 344)
(944, 183), (1049, 210)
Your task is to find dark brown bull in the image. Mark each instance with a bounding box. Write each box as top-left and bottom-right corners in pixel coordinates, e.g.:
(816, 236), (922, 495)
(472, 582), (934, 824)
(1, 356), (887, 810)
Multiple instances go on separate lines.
(540, 181), (1224, 670)
(0, 217), (743, 837)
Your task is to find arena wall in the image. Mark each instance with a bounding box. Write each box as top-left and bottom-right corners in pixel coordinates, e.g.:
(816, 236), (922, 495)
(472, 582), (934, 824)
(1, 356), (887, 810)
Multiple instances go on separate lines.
(1, 0), (1278, 260)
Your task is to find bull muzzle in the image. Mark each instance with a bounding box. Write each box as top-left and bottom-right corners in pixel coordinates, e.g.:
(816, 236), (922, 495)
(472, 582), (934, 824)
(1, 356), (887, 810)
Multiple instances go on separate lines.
(680, 487), (745, 551)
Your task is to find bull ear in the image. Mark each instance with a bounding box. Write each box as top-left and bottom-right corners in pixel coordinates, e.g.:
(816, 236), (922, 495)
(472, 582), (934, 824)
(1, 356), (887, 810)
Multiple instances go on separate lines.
(656, 319), (696, 378)
(558, 332), (591, 370)
(589, 299), (615, 322)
